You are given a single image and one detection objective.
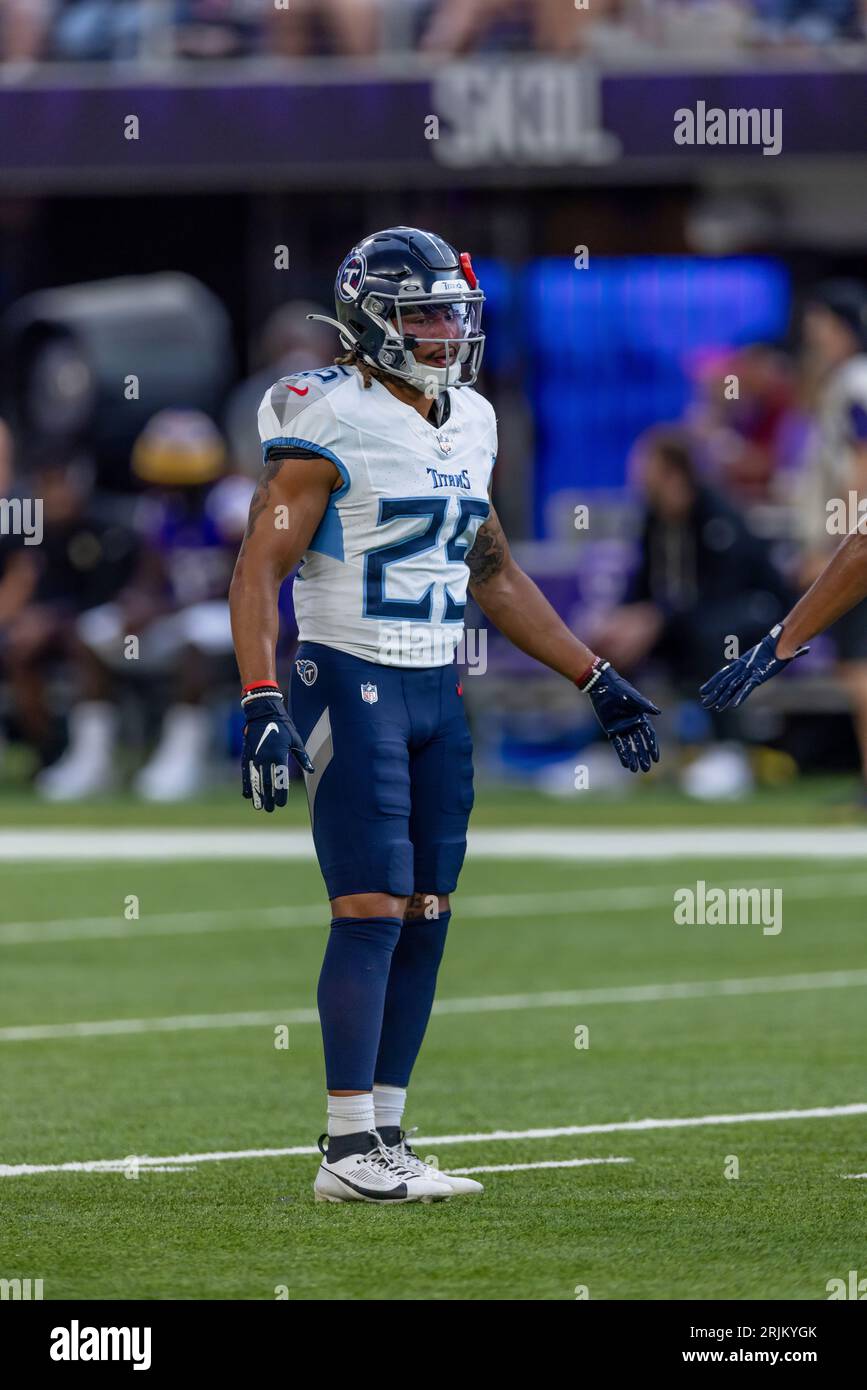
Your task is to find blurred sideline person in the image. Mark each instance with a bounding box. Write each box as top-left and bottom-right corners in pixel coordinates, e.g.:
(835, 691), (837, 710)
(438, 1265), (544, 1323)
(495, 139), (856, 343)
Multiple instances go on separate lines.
(38, 411), (253, 802)
(230, 226), (660, 1204)
(795, 282), (867, 790)
(0, 419), (37, 629)
(593, 425), (791, 796)
(0, 420), (38, 771)
(702, 282), (867, 792)
(686, 343), (808, 504)
(3, 453), (139, 772)
(223, 302), (335, 478)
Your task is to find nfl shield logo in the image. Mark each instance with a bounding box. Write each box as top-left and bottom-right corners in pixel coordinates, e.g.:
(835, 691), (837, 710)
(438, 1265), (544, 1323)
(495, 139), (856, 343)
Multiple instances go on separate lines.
(360, 683), (378, 704)
(437, 434), (453, 455)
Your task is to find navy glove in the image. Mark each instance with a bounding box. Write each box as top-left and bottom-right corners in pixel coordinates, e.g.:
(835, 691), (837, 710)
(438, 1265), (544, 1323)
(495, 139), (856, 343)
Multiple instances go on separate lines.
(241, 684), (313, 813)
(699, 624), (809, 712)
(580, 658), (661, 773)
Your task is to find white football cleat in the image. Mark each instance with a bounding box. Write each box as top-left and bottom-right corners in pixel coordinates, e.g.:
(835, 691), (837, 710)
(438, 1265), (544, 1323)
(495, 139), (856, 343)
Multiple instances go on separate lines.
(389, 1128), (484, 1197)
(313, 1130), (450, 1204)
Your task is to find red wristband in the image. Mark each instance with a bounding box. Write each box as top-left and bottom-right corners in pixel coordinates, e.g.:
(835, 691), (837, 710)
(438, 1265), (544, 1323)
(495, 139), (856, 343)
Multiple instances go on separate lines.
(575, 658), (600, 691)
(242, 681), (280, 694)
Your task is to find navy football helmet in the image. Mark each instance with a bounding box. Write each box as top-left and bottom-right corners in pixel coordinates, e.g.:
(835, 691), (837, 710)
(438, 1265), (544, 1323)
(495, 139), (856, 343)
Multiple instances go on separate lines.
(309, 226), (485, 397)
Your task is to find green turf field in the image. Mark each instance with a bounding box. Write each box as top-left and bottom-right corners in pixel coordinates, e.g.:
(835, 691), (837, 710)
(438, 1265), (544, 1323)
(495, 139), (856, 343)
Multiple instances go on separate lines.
(2, 783), (866, 1300)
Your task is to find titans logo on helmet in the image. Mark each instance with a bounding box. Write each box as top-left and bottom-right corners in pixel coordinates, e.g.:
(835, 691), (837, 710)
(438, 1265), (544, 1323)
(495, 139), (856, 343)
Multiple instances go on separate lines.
(337, 252), (367, 304)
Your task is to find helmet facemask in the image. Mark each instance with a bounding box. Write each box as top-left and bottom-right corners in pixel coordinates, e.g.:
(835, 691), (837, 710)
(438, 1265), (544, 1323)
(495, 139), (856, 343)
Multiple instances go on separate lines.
(363, 286), (485, 397)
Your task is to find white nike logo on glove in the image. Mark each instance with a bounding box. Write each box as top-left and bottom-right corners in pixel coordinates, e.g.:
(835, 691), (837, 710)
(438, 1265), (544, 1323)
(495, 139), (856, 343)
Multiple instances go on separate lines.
(255, 722), (280, 756)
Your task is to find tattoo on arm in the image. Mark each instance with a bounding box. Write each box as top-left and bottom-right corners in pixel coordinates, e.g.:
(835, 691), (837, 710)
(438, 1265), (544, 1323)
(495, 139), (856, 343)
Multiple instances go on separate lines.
(243, 456), (285, 543)
(466, 511), (507, 585)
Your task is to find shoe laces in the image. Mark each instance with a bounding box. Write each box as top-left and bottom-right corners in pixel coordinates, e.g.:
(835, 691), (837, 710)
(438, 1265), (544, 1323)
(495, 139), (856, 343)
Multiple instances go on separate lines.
(392, 1127), (432, 1174)
(367, 1130), (416, 1179)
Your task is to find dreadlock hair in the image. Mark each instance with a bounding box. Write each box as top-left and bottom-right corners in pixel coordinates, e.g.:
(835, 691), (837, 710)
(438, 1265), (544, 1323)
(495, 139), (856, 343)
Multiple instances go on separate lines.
(333, 347), (383, 389)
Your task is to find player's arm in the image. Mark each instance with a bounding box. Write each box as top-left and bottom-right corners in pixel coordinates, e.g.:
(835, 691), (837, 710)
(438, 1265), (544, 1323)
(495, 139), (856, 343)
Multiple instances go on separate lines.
(701, 441), (867, 711)
(466, 506), (660, 773)
(230, 451), (337, 683)
(777, 526), (867, 656)
(229, 450), (339, 809)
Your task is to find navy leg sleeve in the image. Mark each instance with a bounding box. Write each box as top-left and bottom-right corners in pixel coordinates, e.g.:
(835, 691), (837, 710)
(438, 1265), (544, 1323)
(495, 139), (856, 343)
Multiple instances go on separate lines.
(374, 911), (451, 1088)
(317, 915), (403, 1092)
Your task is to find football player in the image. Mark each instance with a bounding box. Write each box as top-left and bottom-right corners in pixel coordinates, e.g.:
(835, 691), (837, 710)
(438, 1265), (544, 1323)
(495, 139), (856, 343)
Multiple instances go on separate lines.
(701, 282), (867, 717)
(229, 227), (660, 1203)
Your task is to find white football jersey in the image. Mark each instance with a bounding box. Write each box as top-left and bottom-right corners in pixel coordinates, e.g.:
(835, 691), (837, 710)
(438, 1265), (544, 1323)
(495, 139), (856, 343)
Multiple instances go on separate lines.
(257, 364), (497, 667)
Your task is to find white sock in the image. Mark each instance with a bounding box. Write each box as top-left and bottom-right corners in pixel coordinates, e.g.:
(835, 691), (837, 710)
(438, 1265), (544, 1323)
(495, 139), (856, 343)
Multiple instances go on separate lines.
(373, 1083), (407, 1132)
(327, 1093), (375, 1138)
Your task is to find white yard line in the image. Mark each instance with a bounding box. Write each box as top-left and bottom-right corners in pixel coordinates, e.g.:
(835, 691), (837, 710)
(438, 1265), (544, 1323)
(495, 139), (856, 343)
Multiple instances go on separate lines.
(0, 904), (324, 945)
(0, 1007), (319, 1041)
(3, 968), (867, 1043)
(444, 1157), (634, 1175)
(3, 826), (867, 861)
(1, 1103), (863, 1178)
(6, 872), (867, 946)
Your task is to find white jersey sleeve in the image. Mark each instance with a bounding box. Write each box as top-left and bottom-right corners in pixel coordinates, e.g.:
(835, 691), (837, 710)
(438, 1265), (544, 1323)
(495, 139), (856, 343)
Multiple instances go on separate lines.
(257, 367), (352, 481)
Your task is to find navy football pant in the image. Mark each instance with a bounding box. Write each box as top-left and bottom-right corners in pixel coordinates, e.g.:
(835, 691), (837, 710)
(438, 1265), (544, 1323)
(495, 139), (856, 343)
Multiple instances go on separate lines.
(289, 642), (474, 900)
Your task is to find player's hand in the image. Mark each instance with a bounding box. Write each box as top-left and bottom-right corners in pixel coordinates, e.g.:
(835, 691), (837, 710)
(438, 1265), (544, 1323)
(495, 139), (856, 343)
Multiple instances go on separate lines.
(580, 658), (661, 773)
(699, 624), (809, 712)
(240, 686), (313, 812)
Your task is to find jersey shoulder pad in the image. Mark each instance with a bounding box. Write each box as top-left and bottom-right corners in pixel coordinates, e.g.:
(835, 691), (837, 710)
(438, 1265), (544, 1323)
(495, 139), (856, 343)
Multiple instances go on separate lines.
(257, 366), (354, 452)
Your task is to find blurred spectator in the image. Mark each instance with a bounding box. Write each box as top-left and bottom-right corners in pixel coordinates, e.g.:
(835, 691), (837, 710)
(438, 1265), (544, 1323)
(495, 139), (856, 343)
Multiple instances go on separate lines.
(0, 420), (38, 653)
(1, 1), (51, 62)
(419, 0), (598, 53)
(2, 0), (152, 63)
(642, 0), (748, 52)
(265, 0), (382, 57)
(797, 280), (867, 794)
(3, 0), (863, 63)
(223, 300), (335, 477)
(51, 0), (145, 60)
(36, 410), (254, 801)
(751, 0), (861, 42)
(174, 0), (266, 59)
(2, 453), (140, 770)
(592, 425), (792, 794)
(686, 343), (809, 504)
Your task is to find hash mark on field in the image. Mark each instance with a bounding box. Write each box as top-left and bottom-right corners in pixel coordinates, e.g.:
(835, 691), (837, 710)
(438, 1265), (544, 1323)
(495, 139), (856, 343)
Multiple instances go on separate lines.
(3, 968), (867, 1042)
(1, 1104), (864, 1177)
